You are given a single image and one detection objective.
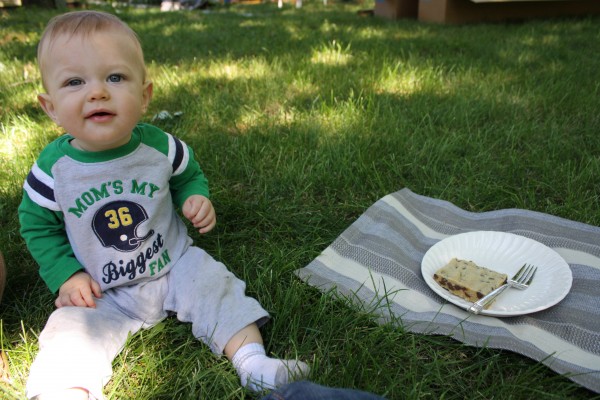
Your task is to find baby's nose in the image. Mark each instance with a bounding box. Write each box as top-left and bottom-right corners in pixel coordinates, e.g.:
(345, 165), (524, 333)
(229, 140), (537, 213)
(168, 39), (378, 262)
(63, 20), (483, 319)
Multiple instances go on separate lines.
(87, 82), (110, 101)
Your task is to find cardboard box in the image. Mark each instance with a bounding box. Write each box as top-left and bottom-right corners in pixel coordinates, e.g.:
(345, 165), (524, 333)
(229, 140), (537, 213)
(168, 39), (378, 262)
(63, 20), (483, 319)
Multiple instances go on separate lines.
(374, 0), (418, 19)
(0, 0), (21, 6)
(418, 0), (600, 24)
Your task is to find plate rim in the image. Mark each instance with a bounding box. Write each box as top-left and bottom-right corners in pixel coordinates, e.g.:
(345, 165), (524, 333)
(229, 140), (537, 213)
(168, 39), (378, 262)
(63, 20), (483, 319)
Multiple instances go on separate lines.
(421, 230), (572, 317)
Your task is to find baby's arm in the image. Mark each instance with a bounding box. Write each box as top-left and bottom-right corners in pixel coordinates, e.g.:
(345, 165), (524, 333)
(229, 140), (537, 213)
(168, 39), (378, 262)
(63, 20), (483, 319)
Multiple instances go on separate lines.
(165, 134), (214, 233)
(55, 271), (102, 308)
(182, 194), (216, 234)
(19, 192), (91, 294)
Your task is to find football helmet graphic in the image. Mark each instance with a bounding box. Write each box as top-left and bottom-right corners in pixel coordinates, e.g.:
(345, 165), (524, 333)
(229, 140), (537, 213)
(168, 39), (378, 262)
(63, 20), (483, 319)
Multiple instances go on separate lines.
(92, 200), (155, 252)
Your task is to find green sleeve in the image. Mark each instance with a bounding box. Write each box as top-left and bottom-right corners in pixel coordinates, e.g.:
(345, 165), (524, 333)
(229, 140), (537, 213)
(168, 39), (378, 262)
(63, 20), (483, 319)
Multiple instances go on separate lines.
(18, 191), (84, 294)
(170, 144), (210, 209)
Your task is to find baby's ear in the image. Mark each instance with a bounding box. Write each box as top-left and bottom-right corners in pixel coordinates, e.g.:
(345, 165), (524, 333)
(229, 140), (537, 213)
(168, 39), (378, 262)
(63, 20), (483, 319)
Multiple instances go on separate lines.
(141, 81), (153, 113)
(38, 93), (60, 125)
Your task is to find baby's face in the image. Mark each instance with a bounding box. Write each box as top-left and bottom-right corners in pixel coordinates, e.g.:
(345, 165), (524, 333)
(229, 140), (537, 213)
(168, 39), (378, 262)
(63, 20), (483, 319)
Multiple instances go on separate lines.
(38, 30), (152, 152)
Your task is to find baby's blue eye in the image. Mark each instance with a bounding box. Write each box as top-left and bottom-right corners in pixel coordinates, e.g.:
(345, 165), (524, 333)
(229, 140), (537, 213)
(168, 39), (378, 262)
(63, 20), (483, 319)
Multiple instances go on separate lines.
(67, 79), (83, 86)
(108, 74), (123, 83)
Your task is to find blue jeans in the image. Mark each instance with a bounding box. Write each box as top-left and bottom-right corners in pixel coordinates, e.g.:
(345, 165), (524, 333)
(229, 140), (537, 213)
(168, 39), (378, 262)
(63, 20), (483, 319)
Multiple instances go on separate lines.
(261, 381), (386, 400)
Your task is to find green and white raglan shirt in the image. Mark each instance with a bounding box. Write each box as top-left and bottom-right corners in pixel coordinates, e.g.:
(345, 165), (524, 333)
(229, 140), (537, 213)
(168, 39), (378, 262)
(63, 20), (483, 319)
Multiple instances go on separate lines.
(19, 123), (210, 294)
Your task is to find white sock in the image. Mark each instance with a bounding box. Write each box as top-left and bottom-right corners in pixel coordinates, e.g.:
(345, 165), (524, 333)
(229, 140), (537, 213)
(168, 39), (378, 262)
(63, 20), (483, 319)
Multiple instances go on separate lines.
(231, 343), (309, 392)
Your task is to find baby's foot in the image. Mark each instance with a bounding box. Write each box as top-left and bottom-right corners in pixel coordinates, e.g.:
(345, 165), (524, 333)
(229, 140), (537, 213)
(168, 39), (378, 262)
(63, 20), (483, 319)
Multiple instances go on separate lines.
(232, 343), (310, 392)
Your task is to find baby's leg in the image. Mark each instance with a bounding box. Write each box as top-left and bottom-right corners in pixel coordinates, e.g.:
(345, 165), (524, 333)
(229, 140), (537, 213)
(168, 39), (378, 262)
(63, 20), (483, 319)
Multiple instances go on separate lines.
(165, 247), (309, 392)
(26, 297), (145, 400)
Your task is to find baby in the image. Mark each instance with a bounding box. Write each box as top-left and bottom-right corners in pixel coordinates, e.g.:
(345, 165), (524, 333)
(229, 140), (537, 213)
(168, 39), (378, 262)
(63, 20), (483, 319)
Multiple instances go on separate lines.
(19, 10), (308, 400)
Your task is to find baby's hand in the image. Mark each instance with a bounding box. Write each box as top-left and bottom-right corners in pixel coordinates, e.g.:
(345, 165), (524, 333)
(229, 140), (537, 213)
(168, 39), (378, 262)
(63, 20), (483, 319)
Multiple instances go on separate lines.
(182, 194), (216, 234)
(55, 271), (102, 308)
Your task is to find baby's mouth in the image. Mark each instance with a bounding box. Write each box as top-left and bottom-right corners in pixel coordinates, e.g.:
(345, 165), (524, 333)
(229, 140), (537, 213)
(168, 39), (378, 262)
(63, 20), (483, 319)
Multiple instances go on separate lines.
(86, 110), (115, 120)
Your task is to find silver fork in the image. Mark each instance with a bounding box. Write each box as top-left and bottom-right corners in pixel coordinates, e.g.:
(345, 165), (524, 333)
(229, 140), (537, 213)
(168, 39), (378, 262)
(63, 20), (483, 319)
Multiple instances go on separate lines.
(468, 263), (537, 314)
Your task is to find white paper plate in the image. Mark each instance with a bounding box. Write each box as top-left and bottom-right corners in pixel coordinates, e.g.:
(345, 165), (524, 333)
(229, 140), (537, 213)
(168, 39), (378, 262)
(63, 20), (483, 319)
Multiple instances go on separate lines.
(421, 231), (572, 317)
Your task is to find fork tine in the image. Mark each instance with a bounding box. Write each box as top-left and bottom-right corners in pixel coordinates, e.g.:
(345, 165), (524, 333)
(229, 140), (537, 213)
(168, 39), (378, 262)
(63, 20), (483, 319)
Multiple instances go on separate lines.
(512, 264), (526, 280)
(524, 265), (537, 285)
(517, 264), (536, 284)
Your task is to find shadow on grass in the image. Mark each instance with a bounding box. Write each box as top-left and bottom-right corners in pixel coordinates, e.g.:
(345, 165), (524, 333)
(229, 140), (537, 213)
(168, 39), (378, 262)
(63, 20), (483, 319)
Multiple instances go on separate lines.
(1, 5), (599, 398)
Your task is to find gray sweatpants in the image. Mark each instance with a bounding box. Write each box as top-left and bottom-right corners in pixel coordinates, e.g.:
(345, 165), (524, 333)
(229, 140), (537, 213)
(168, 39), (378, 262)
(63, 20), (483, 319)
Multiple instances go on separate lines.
(26, 246), (270, 399)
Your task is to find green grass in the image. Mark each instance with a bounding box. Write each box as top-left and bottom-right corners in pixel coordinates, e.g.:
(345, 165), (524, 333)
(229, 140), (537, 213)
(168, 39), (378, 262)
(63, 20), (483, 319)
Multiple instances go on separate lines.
(1, 2), (600, 399)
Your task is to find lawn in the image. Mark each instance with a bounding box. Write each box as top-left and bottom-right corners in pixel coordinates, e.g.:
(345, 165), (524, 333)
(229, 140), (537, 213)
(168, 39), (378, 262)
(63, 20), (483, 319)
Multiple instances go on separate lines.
(1, 1), (599, 399)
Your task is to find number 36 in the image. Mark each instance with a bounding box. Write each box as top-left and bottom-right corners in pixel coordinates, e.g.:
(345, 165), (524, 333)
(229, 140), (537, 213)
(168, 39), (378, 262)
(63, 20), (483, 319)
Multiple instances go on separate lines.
(105, 207), (133, 229)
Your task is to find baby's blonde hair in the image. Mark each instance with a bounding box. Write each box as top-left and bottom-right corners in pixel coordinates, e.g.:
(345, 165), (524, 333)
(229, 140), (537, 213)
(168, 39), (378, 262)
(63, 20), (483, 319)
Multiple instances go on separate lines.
(37, 11), (147, 89)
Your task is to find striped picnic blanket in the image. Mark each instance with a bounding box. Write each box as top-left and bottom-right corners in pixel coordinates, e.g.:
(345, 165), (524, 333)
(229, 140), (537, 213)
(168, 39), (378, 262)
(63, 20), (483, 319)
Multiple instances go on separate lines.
(295, 188), (600, 393)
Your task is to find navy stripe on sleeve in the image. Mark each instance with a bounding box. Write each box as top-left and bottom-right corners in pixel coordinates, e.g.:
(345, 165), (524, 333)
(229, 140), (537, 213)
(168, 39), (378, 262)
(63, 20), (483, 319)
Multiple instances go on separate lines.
(172, 136), (184, 172)
(26, 171), (56, 202)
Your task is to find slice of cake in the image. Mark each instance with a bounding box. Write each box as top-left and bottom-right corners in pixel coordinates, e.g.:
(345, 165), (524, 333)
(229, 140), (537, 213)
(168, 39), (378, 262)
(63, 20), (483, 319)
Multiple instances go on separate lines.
(433, 258), (507, 303)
